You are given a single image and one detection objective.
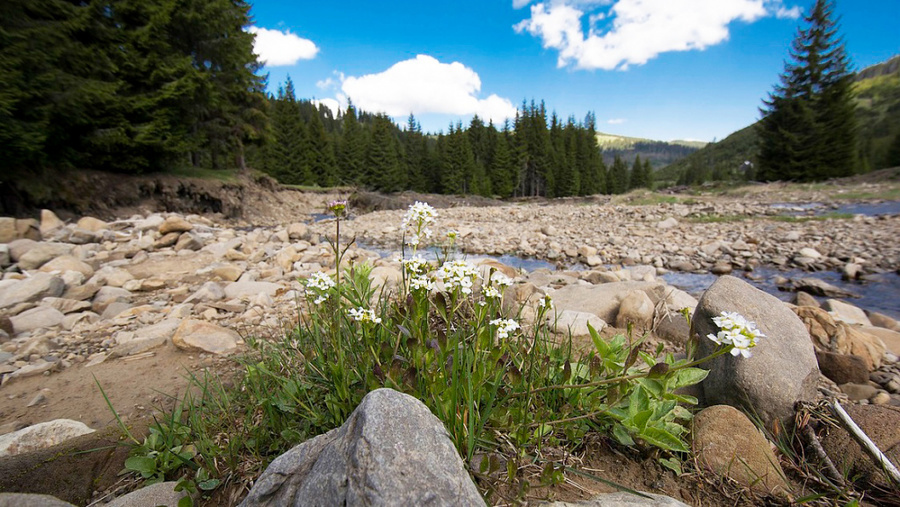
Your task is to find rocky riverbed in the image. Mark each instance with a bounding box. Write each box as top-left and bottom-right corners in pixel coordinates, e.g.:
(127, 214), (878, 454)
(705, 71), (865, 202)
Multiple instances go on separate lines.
(2, 178), (900, 505)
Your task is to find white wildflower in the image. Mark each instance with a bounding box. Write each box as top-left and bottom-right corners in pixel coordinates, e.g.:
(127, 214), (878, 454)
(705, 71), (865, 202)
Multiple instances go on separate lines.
(401, 255), (430, 276)
(409, 274), (435, 292)
(348, 307), (382, 324)
(489, 272), (513, 288)
(401, 201), (437, 248)
(304, 272), (335, 305)
(435, 260), (480, 295)
(707, 310), (765, 358)
(490, 318), (520, 340)
(537, 294), (553, 310)
(482, 286), (502, 299)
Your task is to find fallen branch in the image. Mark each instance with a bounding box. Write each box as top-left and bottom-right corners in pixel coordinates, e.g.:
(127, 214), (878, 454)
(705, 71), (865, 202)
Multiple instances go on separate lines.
(830, 401), (900, 485)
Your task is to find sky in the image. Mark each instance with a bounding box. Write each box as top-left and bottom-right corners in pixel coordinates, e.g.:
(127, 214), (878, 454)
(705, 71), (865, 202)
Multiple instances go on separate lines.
(247, 0), (899, 142)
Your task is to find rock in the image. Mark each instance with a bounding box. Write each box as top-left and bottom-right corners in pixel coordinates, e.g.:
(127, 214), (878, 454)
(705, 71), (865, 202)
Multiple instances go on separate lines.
(63, 282), (100, 302)
(185, 282), (225, 303)
(668, 260), (695, 272)
(66, 228), (101, 245)
(798, 247), (822, 259)
(153, 232), (181, 249)
(794, 306), (885, 370)
(17, 243), (75, 270)
(174, 232), (203, 252)
(820, 404), (900, 489)
(861, 325), (900, 356)
(0, 493), (76, 506)
(240, 389), (484, 507)
(94, 266), (135, 288)
(287, 223), (309, 240)
(224, 281), (281, 300)
(10, 306), (65, 333)
(478, 259), (517, 280)
(0, 245), (9, 268)
(872, 391), (891, 405)
(655, 311), (690, 346)
(0, 315), (12, 336)
(815, 350), (869, 385)
(370, 266), (403, 293)
(61, 311), (98, 331)
(615, 290), (655, 332)
(91, 286), (132, 314)
(5, 360), (56, 381)
(7, 238), (37, 262)
(843, 262), (862, 281)
(106, 481), (188, 507)
(159, 216), (193, 235)
(551, 310), (606, 338)
(692, 276), (819, 428)
(794, 278), (858, 298)
(0, 273), (65, 309)
(551, 281), (664, 324)
(710, 261), (732, 275)
(692, 405), (789, 496)
(38, 255), (94, 279)
(793, 291), (820, 307)
(172, 319), (241, 354)
(838, 383), (879, 401)
(866, 311), (900, 332)
(210, 264), (244, 282)
(14, 218), (40, 241)
(823, 299), (872, 326)
(100, 302), (133, 320)
(657, 217), (678, 229)
(783, 230), (801, 241)
(0, 419), (94, 457)
(39, 209), (65, 237)
(0, 217), (16, 243)
(135, 215), (165, 232)
(75, 216), (108, 232)
(545, 491), (690, 506)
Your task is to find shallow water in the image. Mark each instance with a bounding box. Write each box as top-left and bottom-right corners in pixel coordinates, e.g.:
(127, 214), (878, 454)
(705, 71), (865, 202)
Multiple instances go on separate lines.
(662, 267), (900, 319)
(769, 200), (900, 217)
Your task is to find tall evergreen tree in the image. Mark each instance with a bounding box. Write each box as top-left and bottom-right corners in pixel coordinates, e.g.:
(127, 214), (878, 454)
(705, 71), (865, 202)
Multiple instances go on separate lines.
(338, 101), (366, 185)
(608, 154), (629, 194)
(404, 114), (428, 191)
(757, 0), (857, 181)
(366, 114), (404, 191)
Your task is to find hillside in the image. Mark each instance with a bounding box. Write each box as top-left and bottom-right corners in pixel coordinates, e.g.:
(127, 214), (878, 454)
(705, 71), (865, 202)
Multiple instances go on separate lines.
(596, 132), (707, 169)
(664, 54), (900, 185)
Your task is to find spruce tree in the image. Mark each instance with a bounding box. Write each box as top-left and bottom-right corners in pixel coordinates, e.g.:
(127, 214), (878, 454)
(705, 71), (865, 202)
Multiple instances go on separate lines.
(338, 101), (366, 185)
(608, 155), (629, 194)
(757, 0), (857, 181)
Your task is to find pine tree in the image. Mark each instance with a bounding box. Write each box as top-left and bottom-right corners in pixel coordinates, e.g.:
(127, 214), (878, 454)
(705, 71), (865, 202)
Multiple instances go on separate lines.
(338, 101), (366, 185)
(608, 155), (629, 194)
(306, 103), (337, 185)
(757, 0), (857, 181)
(404, 114), (428, 192)
(366, 114), (404, 191)
(886, 130), (900, 168)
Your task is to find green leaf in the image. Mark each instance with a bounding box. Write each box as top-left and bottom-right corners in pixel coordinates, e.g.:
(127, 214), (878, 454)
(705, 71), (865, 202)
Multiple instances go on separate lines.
(533, 423), (553, 439)
(659, 457), (682, 475)
(637, 377), (663, 397)
(639, 427), (688, 452)
(612, 424), (635, 446)
(198, 478), (221, 491)
(631, 409), (653, 431)
(178, 496), (194, 507)
(125, 456), (157, 475)
(671, 367), (708, 389)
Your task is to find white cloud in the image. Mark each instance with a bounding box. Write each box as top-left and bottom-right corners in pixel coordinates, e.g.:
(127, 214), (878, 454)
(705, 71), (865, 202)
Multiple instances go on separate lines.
(316, 72), (345, 91)
(515, 0), (800, 70)
(513, 0), (533, 8)
(607, 118), (626, 124)
(313, 99), (341, 116)
(339, 55), (517, 124)
(775, 5), (802, 19)
(248, 26), (318, 66)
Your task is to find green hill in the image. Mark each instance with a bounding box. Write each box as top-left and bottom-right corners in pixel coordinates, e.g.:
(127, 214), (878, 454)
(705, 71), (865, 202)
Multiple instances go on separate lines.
(664, 55), (900, 185)
(596, 132), (707, 169)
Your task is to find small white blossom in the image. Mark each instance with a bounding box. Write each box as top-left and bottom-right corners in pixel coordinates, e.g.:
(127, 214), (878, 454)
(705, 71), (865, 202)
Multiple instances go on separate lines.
(401, 201), (437, 248)
(538, 294), (553, 310)
(401, 255), (430, 276)
(348, 307), (382, 324)
(305, 272), (335, 291)
(707, 311), (765, 358)
(482, 286), (502, 299)
(409, 274), (435, 292)
(490, 318), (520, 340)
(489, 272), (513, 288)
(435, 260), (480, 295)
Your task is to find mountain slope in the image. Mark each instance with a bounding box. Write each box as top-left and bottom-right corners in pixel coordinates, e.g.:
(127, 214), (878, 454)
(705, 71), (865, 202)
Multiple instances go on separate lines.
(664, 54), (900, 184)
(596, 132), (707, 169)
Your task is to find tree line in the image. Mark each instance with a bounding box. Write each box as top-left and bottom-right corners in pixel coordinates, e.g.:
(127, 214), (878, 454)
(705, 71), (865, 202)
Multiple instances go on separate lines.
(249, 83), (654, 197)
(1, 0), (265, 174)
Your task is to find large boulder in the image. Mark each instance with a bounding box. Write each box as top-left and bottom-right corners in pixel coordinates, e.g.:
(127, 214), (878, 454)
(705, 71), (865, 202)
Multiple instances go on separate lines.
(615, 290), (655, 332)
(172, 319), (241, 355)
(692, 405), (789, 496)
(820, 404), (900, 489)
(0, 217), (16, 243)
(692, 276), (819, 428)
(240, 389), (485, 507)
(17, 243), (74, 270)
(106, 481), (188, 507)
(0, 493), (75, 507)
(550, 310), (606, 338)
(10, 307), (65, 333)
(224, 281), (281, 300)
(0, 420), (94, 457)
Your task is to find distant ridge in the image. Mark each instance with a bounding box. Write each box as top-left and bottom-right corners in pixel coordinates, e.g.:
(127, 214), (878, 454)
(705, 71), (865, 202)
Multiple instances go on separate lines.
(595, 132), (707, 169)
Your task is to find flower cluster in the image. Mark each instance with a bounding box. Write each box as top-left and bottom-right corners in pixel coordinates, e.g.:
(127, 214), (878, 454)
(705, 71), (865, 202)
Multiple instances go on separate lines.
(305, 272), (335, 305)
(490, 318), (520, 340)
(401, 255), (430, 276)
(707, 311), (765, 358)
(537, 294), (554, 310)
(435, 260), (480, 295)
(327, 200), (348, 218)
(400, 201), (437, 248)
(348, 307), (382, 324)
(409, 275), (435, 292)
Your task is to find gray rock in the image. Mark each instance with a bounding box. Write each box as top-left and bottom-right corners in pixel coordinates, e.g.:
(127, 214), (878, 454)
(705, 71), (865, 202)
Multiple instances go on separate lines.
(815, 350), (869, 385)
(38, 255), (94, 278)
(185, 281), (226, 303)
(41, 297), (92, 315)
(0, 273), (65, 309)
(0, 493), (76, 507)
(823, 299), (872, 326)
(39, 209), (65, 237)
(0, 217), (16, 243)
(240, 389), (484, 507)
(7, 238), (38, 262)
(545, 491), (690, 506)
(0, 419), (94, 457)
(839, 382), (879, 401)
(692, 275), (819, 428)
(106, 481), (188, 507)
(615, 290), (655, 331)
(0, 244), (9, 268)
(17, 243), (75, 270)
(224, 281), (281, 300)
(656, 217), (678, 229)
(174, 232), (204, 252)
(551, 281), (664, 324)
(159, 216), (193, 235)
(172, 319), (241, 354)
(794, 278), (858, 298)
(10, 306), (65, 333)
(551, 310), (606, 337)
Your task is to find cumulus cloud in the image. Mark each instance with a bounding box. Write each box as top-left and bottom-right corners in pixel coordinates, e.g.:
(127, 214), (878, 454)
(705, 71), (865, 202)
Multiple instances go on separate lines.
(775, 5), (802, 19)
(248, 26), (318, 66)
(515, 0), (801, 70)
(313, 98), (341, 116)
(607, 118), (626, 124)
(339, 55), (517, 123)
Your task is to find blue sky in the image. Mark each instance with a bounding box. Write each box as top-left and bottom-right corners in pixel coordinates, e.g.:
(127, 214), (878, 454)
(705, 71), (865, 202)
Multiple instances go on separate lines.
(247, 0), (899, 142)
